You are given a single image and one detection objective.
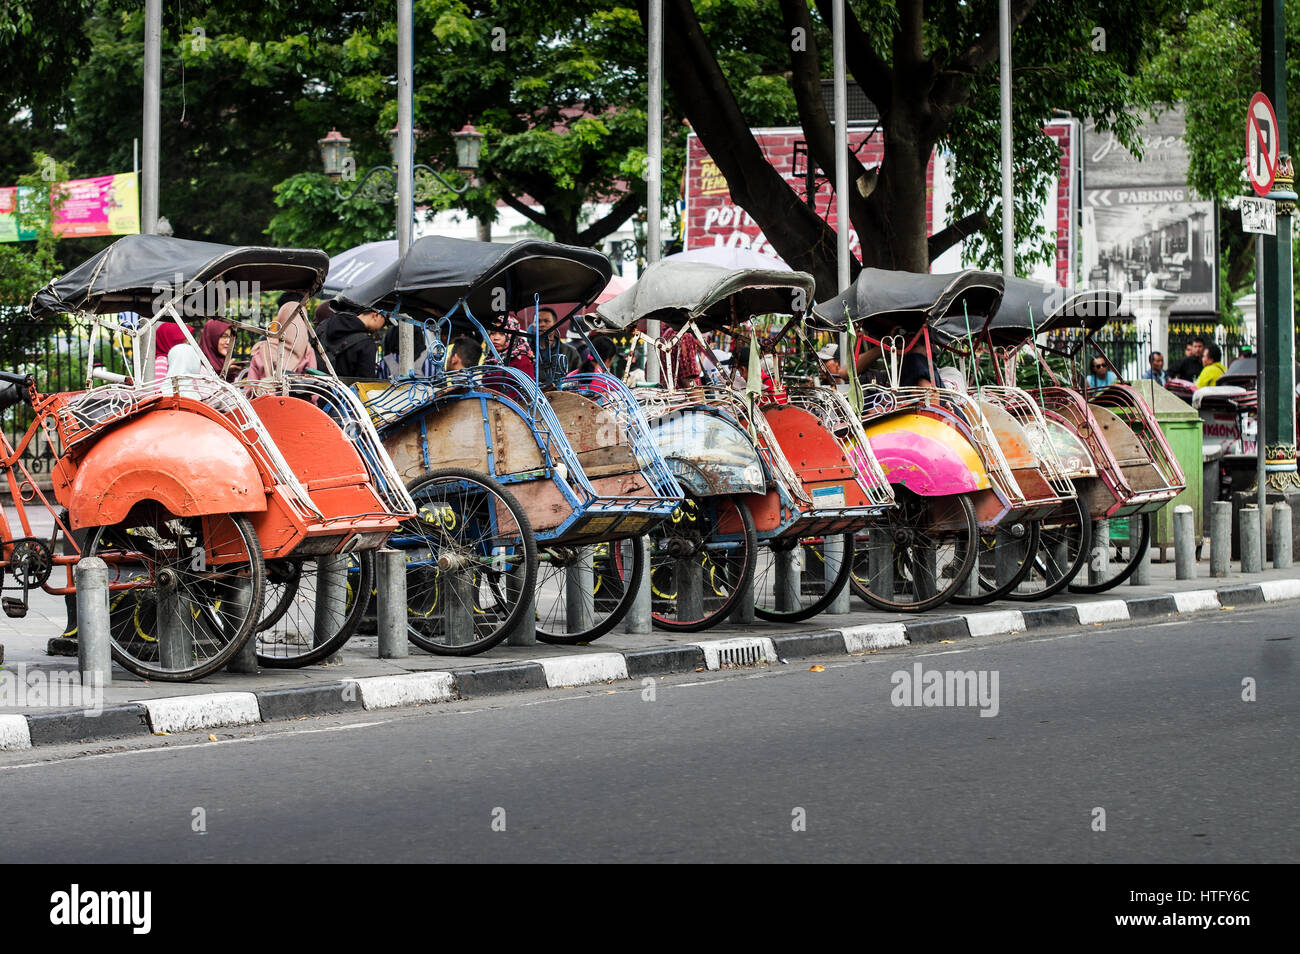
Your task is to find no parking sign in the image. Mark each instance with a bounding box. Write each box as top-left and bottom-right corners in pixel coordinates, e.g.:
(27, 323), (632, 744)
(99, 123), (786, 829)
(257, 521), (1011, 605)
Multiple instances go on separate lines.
(1247, 91), (1280, 197)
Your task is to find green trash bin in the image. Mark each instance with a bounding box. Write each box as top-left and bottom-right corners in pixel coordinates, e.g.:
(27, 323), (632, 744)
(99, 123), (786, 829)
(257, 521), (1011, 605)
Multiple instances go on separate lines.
(1132, 380), (1203, 558)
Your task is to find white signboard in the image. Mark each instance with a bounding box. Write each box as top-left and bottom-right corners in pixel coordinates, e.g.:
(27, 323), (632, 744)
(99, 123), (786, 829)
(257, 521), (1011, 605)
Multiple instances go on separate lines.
(1241, 197), (1277, 235)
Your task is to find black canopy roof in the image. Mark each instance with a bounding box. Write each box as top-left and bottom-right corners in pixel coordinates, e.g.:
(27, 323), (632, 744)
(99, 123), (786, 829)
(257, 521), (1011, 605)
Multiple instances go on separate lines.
(811, 268), (1004, 347)
(334, 236), (612, 322)
(984, 278), (1126, 343)
(592, 261), (815, 331)
(29, 234), (328, 319)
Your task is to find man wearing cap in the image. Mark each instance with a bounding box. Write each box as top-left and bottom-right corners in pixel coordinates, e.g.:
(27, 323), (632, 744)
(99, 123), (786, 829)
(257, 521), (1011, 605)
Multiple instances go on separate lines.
(817, 341), (846, 384)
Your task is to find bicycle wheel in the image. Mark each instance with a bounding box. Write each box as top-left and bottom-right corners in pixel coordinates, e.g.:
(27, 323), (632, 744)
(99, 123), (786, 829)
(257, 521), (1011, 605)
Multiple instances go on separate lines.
(1068, 511), (1152, 594)
(400, 467), (538, 656)
(536, 536), (645, 645)
(850, 490), (977, 613)
(949, 518), (1040, 606)
(753, 532), (855, 623)
(650, 493), (756, 632)
(256, 551), (374, 668)
(1008, 496), (1092, 601)
(85, 507), (265, 682)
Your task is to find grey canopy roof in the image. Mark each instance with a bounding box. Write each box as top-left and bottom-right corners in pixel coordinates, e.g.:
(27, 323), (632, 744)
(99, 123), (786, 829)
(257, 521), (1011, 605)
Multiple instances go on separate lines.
(811, 269), (1004, 346)
(334, 236), (612, 321)
(29, 234), (328, 319)
(980, 278), (1126, 343)
(592, 261), (816, 331)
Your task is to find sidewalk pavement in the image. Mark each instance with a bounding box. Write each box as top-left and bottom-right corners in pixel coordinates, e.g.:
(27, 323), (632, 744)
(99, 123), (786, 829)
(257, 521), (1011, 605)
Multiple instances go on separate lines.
(2, 558), (1297, 750)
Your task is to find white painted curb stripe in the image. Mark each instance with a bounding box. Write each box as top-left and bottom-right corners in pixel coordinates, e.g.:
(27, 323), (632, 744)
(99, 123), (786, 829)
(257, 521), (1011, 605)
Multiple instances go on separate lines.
(964, 610), (1027, 637)
(538, 654), (629, 687)
(145, 692), (261, 734)
(690, 637), (779, 670)
(344, 672), (455, 710)
(1260, 579), (1300, 602)
(0, 714), (32, 751)
(1075, 600), (1130, 624)
(839, 623), (907, 652)
(1172, 590), (1221, 613)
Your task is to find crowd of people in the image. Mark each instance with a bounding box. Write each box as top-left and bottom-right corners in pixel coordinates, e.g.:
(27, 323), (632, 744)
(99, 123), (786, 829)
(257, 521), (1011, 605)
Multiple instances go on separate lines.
(144, 295), (1240, 403)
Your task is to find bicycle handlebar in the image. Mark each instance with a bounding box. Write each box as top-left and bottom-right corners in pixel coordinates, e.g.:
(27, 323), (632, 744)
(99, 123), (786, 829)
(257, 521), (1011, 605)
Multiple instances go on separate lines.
(0, 371), (33, 388)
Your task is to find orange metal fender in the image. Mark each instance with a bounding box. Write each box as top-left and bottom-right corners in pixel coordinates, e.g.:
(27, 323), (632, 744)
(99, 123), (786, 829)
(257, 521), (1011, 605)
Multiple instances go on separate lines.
(55, 408), (266, 529)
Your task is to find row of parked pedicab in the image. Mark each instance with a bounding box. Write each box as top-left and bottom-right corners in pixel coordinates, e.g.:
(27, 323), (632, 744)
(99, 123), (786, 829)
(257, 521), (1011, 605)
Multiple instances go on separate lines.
(0, 234), (1185, 681)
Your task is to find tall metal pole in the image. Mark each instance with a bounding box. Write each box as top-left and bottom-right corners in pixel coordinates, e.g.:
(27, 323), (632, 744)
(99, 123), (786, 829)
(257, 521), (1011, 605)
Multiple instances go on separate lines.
(1259, 0), (1299, 541)
(141, 0), (161, 236)
(644, 0), (664, 385)
(998, 0), (1014, 276)
(396, 0), (416, 374)
(832, 0), (850, 364)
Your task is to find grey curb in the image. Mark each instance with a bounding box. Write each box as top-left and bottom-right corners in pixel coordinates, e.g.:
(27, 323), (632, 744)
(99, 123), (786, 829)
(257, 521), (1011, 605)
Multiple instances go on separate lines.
(771, 630), (850, 658)
(452, 663), (548, 696)
(255, 683), (365, 721)
(3, 581), (1285, 750)
(24, 704), (151, 746)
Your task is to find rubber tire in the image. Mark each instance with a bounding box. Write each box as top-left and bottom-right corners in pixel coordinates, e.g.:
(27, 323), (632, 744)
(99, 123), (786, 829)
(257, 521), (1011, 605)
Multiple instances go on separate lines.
(949, 519), (1041, 606)
(651, 494), (757, 633)
(257, 551), (375, 668)
(850, 491), (978, 613)
(536, 536), (646, 645)
(86, 512), (265, 682)
(754, 532), (855, 623)
(1007, 495), (1093, 602)
(403, 467), (538, 656)
(1068, 511), (1152, 594)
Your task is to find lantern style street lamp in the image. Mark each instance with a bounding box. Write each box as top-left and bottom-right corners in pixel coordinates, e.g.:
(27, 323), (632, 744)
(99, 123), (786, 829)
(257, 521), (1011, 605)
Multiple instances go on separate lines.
(317, 124), (484, 204)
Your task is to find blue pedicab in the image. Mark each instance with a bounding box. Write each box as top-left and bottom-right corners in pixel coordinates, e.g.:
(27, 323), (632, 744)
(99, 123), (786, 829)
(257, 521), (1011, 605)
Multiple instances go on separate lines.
(594, 261), (895, 629)
(336, 237), (683, 654)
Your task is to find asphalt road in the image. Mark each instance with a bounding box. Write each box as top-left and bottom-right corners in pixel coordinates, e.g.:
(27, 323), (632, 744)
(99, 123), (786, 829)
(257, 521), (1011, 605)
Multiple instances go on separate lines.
(1, 607), (1295, 863)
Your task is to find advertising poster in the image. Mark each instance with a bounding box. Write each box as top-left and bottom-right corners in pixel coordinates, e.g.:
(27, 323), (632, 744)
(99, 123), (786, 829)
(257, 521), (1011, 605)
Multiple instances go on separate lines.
(1080, 109), (1217, 313)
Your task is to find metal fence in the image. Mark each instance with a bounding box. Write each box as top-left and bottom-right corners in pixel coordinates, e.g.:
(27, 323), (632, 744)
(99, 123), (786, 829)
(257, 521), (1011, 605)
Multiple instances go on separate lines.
(1167, 321), (1252, 369)
(0, 307), (128, 484)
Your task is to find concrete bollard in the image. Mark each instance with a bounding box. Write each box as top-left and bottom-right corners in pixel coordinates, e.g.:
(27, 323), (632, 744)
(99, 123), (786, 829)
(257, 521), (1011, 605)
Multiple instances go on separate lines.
(1130, 527), (1152, 586)
(1240, 506), (1262, 574)
(960, 539), (983, 597)
(564, 547), (596, 634)
(1272, 501), (1292, 569)
(773, 545), (801, 613)
(1173, 505), (1196, 580)
(156, 575), (190, 673)
(1088, 519), (1110, 586)
(728, 555), (756, 623)
(74, 557), (111, 687)
(824, 535), (850, 615)
(377, 549), (408, 659)
(225, 564), (259, 673)
(1209, 500), (1232, 577)
(314, 554), (347, 650)
(868, 529), (894, 602)
(506, 558), (536, 646)
(675, 557), (705, 623)
(444, 565), (477, 647)
(622, 537), (652, 633)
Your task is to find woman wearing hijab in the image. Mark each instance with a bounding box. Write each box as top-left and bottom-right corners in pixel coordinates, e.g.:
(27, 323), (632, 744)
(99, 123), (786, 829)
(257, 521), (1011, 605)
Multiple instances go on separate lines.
(485, 316), (536, 379)
(153, 321), (193, 379)
(247, 301), (318, 380)
(198, 319), (241, 380)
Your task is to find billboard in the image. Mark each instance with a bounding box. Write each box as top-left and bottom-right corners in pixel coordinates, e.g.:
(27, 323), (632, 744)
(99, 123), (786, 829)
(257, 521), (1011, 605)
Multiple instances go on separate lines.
(683, 127), (932, 262)
(1080, 109), (1217, 313)
(0, 172), (140, 242)
(683, 122), (1074, 287)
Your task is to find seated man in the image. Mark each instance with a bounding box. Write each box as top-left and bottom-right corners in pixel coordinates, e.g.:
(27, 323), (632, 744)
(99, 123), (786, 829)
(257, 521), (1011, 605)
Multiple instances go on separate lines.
(1085, 358), (1119, 390)
(1196, 343), (1227, 389)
